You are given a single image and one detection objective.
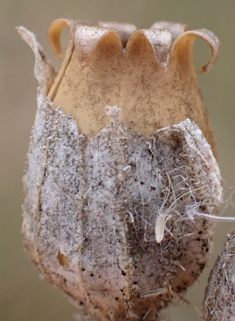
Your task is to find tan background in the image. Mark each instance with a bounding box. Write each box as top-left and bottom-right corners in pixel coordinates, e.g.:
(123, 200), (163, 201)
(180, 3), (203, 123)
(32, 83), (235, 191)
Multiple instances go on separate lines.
(1, 0), (235, 320)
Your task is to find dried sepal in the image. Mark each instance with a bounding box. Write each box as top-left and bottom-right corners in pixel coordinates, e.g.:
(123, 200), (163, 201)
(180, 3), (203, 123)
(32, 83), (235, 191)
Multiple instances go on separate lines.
(16, 26), (56, 94)
(203, 234), (235, 321)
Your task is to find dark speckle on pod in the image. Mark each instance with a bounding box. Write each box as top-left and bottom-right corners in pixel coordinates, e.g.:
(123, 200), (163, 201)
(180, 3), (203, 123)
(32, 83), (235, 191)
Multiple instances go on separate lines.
(22, 96), (222, 321)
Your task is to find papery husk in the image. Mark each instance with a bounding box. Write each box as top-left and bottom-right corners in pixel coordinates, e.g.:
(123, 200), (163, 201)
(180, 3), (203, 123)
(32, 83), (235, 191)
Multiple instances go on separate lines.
(18, 24), (222, 321)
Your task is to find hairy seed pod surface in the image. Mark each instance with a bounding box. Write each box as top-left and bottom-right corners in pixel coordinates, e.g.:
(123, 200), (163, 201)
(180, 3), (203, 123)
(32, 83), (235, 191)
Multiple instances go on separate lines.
(203, 234), (235, 321)
(18, 20), (222, 321)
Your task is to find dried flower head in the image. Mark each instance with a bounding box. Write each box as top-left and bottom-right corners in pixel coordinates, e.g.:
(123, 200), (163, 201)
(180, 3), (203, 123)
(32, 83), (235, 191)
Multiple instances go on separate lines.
(18, 19), (222, 321)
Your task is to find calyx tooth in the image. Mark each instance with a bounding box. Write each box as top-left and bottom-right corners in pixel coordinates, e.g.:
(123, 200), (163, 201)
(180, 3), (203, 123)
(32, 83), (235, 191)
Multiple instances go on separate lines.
(151, 21), (188, 42)
(171, 28), (221, 73)
(126, 29), (172, 69)
(98, 21), (136, 46)
(48, 18), (86, 100)
(48, 18), (79, 59)
(75, 26), (123, 67)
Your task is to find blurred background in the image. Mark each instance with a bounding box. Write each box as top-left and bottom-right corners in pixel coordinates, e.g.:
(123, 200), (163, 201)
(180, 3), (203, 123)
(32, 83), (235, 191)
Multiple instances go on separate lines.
(1, 0), (235, 320)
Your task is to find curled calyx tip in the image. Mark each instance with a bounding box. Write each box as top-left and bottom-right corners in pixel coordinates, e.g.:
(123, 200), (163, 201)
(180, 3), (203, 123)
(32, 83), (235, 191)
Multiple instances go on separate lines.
(48, 18), (75, 60)
(17, 19), (221, 96)
(17, 18), (221, 147)
(171, 28), (221, 74)
(48, 19), (220, 72)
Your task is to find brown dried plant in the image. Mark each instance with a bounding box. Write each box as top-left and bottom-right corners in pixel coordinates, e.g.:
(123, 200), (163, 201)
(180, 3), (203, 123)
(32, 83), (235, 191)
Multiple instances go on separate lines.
(17, 19), (235, 321)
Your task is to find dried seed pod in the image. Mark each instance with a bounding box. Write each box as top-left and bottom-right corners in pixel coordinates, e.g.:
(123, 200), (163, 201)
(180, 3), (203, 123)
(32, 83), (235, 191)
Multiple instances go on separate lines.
(17, 20), (222, 321)
(203, 234), (235, 321)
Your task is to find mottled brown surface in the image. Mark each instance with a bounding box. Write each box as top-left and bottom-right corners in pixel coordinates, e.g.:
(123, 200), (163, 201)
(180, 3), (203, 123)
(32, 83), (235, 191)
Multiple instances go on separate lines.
(1, 1), (235, 321)
(23, 93), (221, 320)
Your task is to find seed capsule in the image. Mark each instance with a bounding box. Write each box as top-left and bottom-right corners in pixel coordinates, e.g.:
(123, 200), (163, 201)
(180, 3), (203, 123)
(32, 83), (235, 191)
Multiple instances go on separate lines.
(18, 20), (222, 321)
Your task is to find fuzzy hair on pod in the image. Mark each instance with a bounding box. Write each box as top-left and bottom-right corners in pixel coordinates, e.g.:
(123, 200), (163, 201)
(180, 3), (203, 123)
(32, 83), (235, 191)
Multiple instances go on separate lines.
(203, 234), (235, 321)
(22, 92), (222, 321)
(17, 22), (223, 321)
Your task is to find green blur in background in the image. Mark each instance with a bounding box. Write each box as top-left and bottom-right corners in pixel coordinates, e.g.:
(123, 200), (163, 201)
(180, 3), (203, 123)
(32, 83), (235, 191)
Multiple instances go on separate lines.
(1, 0), (235, 320)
